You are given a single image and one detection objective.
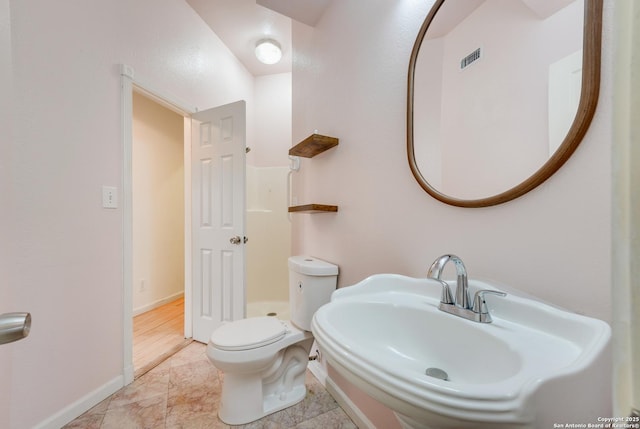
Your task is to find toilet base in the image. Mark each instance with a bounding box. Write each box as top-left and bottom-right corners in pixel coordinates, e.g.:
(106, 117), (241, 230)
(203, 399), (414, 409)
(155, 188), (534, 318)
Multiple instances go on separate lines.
(218, 377), (307, 425)
(217, 341), (313, 425)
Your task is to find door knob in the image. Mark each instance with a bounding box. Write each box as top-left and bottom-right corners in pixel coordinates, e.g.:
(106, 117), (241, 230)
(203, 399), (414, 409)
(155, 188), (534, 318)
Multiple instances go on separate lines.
(230, 236), (248, 245)
(0, 312), (31, 345)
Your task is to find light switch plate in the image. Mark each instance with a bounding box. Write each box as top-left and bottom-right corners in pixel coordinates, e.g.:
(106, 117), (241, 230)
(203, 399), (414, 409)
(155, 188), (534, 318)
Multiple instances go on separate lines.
(102, 186), (118, 209)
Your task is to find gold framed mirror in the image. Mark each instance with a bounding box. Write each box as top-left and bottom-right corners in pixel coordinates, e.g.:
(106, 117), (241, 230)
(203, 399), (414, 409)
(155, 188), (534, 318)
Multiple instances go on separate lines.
(407, 0), (602, 208)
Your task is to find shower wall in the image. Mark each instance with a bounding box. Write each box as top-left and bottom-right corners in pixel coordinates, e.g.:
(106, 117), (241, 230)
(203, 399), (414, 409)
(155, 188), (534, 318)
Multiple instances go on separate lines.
(246, 165), (291, 304)
(245, 73), (292, 312)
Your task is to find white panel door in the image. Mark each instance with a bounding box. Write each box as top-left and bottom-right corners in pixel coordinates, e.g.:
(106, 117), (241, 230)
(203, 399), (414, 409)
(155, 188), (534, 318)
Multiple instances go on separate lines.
(191, 101), (246, 343)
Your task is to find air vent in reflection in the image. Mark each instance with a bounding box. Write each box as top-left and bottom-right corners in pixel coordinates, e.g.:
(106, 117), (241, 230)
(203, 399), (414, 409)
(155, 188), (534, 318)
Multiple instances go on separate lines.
(460, 48), (482, 70)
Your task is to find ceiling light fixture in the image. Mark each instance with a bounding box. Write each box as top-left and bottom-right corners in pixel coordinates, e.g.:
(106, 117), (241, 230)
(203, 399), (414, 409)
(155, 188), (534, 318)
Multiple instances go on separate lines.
(255, 39), (282, 65)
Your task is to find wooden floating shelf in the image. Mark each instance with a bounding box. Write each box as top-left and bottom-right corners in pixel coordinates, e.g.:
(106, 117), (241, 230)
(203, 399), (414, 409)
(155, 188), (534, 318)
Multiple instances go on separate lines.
(288, 204), (338, 214)
(288, 134), (339, 158)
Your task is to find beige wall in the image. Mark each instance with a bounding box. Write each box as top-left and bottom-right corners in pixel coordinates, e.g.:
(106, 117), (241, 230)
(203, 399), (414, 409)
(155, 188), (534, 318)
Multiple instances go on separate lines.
(293, 0), (612, 325)
(0, 0), (13, 426)
(7, 0), (254, 426)
(132, 92), (185, 313)
(247, 73), (292, 168)
(293, 0), (614, 424)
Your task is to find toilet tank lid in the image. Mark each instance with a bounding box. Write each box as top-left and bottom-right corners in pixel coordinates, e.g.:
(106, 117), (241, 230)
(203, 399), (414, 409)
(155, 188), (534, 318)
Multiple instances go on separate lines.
(288, 256), (338, 276)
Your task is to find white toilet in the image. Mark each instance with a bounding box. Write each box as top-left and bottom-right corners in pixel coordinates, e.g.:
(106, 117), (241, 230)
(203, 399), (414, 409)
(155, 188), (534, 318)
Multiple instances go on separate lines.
(206, 255), (338, 425)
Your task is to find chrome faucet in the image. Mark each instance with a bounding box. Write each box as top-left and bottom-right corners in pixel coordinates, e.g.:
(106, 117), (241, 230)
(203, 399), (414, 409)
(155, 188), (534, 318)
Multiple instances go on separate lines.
(427, 254), (505, 323)
(427, 254), (470, 309)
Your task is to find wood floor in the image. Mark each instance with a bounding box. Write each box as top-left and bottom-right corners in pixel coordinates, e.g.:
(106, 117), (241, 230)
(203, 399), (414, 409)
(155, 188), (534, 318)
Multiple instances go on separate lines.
(133, 296), (192, 378)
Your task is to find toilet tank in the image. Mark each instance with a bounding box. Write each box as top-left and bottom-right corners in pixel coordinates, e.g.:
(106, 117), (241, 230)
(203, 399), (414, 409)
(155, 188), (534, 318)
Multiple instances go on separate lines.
(288, 256), (338, 331)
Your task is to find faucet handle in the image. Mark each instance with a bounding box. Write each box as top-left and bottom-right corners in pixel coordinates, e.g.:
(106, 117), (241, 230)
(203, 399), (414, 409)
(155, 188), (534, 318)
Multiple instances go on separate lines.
(472, 290), (507, 315)
(435, 280), (455, 305)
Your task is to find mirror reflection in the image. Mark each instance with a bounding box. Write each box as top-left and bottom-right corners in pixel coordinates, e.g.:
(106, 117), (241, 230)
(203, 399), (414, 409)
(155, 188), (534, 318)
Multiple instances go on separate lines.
(413, 0), (584, 200)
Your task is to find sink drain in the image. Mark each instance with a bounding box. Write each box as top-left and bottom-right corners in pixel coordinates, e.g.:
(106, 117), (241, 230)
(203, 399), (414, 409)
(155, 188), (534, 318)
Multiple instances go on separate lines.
(425, 367), (449, 381)
(266, 312), (277, 317)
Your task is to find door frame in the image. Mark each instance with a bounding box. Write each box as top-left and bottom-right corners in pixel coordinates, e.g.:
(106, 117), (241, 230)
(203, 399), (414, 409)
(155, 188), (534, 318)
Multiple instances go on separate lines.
(120, 64), (197, 385)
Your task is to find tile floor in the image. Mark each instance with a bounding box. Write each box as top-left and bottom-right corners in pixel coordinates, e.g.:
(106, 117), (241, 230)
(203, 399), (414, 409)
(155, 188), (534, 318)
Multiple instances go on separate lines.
(64, 342), (357, 429)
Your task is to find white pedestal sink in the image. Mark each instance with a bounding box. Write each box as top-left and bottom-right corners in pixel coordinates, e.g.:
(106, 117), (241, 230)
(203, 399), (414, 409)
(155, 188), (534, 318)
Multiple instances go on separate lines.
(311, 274), (611, 429)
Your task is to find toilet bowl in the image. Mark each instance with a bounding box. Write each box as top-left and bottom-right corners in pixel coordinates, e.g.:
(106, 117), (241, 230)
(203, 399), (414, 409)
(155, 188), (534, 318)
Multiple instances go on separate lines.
(206, 256), (338, 425)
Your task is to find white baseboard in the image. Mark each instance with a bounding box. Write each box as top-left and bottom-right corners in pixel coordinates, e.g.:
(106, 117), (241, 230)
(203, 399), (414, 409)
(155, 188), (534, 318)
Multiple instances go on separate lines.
(124, 363), (134, 385)
(133, 291), (184, 317)
(326, 376), (375, 429)
(33, 375), (124, 429)
(308, 359), (327, 385)
(307, 340), (328, 385)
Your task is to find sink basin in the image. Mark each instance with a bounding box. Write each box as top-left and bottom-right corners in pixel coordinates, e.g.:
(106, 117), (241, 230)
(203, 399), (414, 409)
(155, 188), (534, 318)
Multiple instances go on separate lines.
(311, 274), (611, 429)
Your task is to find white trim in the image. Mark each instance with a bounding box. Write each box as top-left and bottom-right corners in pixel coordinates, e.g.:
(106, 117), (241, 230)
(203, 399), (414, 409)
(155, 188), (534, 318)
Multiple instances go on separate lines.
(33, 376), (123, 429)
(132, 291), (185, 317)
(121, 64), (197, 115)
(308, 360), (327, 385)
(120, 63), (196, 386)
(326, 376), (376, 429)
(121, 70), (134, 386)
(183, 116), (193, 338)
(307, 341), (328, 385)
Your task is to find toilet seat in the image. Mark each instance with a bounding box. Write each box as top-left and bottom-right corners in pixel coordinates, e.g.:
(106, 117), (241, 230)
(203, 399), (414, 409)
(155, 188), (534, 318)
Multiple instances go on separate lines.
(210, 316), (288, 351)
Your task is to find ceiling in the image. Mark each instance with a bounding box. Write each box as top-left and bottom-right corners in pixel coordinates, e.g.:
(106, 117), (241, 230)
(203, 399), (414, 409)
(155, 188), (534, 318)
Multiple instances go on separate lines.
(185, 0), (573, 76)
(186, 0), (332, 77)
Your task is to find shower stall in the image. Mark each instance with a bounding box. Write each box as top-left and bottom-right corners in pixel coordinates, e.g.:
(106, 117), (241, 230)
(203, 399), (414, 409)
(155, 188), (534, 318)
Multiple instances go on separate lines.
(245, 165), (291, 319)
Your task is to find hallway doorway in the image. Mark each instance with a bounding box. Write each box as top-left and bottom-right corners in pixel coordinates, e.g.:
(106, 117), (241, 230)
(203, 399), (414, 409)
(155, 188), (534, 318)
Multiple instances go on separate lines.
(131, 91), (187, 375)
(121, 67), (248, 384)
